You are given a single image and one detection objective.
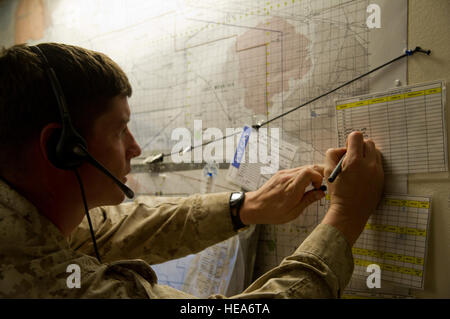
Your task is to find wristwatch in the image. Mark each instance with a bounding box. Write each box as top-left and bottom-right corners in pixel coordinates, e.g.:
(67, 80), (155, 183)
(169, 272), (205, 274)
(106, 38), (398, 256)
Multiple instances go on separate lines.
(229, 192), (247, 231)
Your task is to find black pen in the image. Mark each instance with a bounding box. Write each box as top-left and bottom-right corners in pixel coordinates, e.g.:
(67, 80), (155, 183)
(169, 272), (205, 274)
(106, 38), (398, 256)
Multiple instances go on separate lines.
(328, 153), (346, 183)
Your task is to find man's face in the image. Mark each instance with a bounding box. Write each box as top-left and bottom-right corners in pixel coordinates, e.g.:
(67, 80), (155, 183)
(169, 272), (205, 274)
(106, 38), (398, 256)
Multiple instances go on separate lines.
(81, 95), (141, 206)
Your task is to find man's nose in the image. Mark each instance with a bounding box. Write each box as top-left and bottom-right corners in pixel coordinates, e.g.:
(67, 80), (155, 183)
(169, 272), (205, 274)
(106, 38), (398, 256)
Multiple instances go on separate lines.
(127, 129), (142, 159)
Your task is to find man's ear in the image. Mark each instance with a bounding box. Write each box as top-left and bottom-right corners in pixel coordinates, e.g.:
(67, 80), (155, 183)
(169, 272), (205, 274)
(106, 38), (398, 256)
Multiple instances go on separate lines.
(39, 123), (62, 165)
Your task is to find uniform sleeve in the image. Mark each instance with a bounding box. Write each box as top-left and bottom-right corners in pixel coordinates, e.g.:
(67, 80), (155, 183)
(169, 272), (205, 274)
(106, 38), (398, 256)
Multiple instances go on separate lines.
(216, 223), (354, 299)
(68, 192), (237, 265)
(66, 223), (353, 299)
(68, 196), (354, 299)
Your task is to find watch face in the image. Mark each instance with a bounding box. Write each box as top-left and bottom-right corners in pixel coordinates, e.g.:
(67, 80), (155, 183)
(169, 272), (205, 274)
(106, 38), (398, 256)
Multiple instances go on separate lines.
(231, 192), (242, 201)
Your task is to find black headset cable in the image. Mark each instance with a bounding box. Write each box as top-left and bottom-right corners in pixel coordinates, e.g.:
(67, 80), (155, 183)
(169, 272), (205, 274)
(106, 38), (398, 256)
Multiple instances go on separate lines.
(73, 168), (102, 263)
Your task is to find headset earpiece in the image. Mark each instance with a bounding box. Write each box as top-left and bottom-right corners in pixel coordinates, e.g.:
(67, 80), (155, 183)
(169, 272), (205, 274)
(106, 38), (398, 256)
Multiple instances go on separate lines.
(55, 119), (88, 169)
(46, 126), (87, 170)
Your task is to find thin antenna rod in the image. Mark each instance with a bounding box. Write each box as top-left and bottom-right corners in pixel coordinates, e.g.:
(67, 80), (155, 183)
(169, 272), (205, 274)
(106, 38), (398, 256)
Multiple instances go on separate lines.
(146, 47), (431, 164)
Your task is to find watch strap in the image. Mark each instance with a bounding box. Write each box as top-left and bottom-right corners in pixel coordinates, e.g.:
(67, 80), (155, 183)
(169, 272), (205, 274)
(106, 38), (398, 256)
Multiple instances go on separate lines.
(229, 192), (246, 231)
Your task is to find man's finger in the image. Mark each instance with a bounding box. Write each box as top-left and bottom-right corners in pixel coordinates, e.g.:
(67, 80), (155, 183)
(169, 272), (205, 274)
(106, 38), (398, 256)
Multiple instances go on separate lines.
(292, 168), (324, 194)
(346, 131), (364, 160)
(376, 147), (382, 165)
(364, 139), (377, 162)
(297, 189), (325, 212)
(277, 166), (309, 175)
(278, 164), (324, 176)
(325, 148), (346, 166)
(311, 164), (325, 176)
(325, 147), (346, 176)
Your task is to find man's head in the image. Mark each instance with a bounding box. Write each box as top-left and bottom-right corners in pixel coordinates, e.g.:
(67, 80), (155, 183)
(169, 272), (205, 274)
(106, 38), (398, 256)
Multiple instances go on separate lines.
(0, 43), (132, 170)
(0, 43), (141, 235)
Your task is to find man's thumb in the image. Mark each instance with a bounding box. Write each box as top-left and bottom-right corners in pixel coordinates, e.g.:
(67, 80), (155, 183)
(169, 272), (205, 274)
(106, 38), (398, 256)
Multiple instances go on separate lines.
(298, 190), (325, 211)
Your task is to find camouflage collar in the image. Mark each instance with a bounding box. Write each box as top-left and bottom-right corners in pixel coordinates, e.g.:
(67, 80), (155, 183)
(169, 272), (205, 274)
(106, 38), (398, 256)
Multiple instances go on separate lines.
(0, 178), (67, 248)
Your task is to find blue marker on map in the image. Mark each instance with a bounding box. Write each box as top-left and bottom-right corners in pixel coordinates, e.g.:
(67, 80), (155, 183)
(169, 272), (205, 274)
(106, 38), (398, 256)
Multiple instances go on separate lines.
(232, 126), (251, 169)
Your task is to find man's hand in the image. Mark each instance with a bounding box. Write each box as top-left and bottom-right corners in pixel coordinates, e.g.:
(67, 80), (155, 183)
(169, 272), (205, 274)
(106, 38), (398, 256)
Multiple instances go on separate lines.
(322, 131), (384, 246)
(239, 165), (326, 225)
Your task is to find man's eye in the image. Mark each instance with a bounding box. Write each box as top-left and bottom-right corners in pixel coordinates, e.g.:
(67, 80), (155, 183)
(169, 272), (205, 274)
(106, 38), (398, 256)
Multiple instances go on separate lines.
(118, 127), (126, 136)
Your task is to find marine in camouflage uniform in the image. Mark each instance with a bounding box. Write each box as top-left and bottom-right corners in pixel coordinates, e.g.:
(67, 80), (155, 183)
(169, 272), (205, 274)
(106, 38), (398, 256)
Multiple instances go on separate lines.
(0, 43), (384, 299)
(0, 178), (353, 298)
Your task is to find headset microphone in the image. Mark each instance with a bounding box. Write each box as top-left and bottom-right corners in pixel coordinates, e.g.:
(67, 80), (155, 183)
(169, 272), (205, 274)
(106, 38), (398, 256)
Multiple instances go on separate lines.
(73, 145), (134, 198)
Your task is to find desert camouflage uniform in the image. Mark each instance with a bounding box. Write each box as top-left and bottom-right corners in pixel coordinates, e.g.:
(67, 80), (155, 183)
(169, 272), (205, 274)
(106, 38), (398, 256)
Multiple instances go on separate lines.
(0, 178), (354, 298)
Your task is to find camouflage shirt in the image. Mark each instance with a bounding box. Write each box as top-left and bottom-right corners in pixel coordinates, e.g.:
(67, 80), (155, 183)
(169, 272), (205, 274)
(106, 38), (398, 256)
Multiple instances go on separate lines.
(0, 178), (354, 298)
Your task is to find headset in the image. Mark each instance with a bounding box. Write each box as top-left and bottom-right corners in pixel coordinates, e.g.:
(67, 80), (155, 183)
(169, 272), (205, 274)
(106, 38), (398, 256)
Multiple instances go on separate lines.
(29, 45), (135, 263)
